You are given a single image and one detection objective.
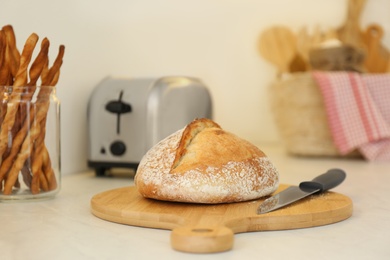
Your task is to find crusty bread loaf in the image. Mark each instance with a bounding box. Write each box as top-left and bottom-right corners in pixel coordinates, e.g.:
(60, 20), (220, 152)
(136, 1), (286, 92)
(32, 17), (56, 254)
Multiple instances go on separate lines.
(135, 118), (279, 203)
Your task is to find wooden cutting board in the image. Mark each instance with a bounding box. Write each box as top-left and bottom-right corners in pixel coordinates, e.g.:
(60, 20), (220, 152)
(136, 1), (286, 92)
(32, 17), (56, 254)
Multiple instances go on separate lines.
(337, 0), (366, 49)
(90, 184), (353, 254)
(362, 24), (390, 73)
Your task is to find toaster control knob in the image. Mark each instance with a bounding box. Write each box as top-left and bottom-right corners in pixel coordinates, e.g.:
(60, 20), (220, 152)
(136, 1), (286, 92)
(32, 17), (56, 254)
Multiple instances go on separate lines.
(110, 141), (126, 156)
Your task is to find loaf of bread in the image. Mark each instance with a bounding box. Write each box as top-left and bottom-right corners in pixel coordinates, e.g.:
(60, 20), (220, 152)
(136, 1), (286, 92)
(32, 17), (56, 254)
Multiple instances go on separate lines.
(135, 118), (279, 203)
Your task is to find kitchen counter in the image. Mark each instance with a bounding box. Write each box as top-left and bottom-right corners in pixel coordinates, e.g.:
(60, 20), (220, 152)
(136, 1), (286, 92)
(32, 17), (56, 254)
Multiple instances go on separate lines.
(1, 144), (390, 260)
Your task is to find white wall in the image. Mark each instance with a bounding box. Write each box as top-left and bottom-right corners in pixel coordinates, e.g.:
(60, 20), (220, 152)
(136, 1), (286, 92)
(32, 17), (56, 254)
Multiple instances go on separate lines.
(1, 0), (389, 174)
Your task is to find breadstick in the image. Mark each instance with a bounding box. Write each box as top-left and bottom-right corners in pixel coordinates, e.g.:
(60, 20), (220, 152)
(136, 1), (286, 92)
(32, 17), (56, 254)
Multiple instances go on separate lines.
(0, 29), (9, 85)
(29, 144), (45, 194)
(30, 46), (64, 190)
(31, 104), (53, 193)
(30, 118), (45, 189)
(30, 122), (46, 193)
(40, 58), (49, 86)
(0, 106), (36, 183)
(32, 138), (49, 193)
(0, 27), (65, 195)
(31, 138), (56, 192)
(0, 30), (9, 126)
(0, 33), (38, 160)
(12, 32), (39, 87)
(0, 38), (50, 190)
(17, 35), (49, 131)
(10, 38), (50, 154)
(2, 25), (20, 78)
(11, 38), (50, 148)
(3, 44), (63, 194)
(41, 45), (64, 86)
(21, 162), (32, 188)
(42, 146), (57, 191)
(30, 173), (40, 194)
(2, 111), (44, 194)
(0, 33), (38, 191)
(29, 38), (50, 86)
(0, 30), (6, 66)
(3, 89), (53, 194)
(14, 174), (20, 188)
(39, 168), (49, 192)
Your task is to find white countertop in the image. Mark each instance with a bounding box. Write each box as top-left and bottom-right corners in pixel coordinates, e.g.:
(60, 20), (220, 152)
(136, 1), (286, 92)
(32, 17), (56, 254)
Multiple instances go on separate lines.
(1, 144), (390, 260)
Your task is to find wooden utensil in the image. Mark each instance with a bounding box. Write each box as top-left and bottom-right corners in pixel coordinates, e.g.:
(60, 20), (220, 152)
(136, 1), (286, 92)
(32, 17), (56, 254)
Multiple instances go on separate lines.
(294, 25), (339, 72)
(296, 26), (311, 64)
(289, 53), (307, 72)
(323, 27), (338, 42)
(362, 24), (390, 73)
(258, 26), (297, 75)
(311, 24), (325, 48)
(337, 0), (367, 49)
(91, 184), (353, 254)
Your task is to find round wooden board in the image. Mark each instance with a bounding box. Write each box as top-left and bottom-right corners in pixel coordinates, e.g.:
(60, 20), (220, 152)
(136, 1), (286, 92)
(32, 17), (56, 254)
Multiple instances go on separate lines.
(91, 184), (353, 253)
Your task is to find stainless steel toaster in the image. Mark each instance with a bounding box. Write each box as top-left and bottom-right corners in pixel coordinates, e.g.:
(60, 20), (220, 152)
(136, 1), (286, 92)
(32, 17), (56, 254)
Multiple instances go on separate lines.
(87, 76), (212, 176)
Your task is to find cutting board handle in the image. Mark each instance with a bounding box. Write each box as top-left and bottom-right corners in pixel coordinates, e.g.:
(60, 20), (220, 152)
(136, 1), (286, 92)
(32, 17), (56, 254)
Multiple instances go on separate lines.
(170, 225), (234, 253)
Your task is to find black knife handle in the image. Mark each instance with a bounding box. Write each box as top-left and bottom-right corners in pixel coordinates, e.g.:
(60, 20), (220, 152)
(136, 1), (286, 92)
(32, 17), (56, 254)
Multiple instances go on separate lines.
(299, 169), (346, 192)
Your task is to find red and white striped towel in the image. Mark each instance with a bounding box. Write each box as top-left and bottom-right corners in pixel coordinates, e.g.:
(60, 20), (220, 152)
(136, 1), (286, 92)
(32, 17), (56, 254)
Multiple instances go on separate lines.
(312, 72), (390, 161)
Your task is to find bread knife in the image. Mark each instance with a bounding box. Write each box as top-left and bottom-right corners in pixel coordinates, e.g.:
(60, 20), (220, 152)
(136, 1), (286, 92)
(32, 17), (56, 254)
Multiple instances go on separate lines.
(257, 169), (346, 214)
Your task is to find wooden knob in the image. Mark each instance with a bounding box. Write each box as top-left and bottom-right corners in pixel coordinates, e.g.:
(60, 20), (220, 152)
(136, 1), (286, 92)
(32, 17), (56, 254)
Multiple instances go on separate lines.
(170, 226), (234, 253)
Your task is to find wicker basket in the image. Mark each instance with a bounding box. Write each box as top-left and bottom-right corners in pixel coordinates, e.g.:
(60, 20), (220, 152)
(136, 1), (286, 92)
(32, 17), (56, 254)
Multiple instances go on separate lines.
(269, 72), (360, 158)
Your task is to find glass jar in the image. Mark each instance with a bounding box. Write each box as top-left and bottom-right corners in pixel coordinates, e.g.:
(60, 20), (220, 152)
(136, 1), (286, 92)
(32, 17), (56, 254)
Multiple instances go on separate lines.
(0, 86), (60, 201)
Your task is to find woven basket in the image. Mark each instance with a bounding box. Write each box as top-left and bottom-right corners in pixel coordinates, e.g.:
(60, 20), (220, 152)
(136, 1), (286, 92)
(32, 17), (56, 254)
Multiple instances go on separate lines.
(269, 72), (360, 158)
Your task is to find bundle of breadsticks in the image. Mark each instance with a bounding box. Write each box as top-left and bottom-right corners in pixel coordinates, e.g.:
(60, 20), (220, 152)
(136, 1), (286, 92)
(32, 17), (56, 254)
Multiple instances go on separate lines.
(0, 25), (65, 195)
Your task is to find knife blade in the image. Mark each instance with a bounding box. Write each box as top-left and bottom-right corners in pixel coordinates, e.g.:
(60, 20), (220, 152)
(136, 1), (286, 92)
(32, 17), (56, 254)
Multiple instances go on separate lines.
(257, 168), (346, 214)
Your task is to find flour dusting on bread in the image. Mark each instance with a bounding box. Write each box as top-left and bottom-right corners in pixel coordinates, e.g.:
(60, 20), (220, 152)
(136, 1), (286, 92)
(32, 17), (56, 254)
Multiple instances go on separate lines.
(135, 118), (279, 204)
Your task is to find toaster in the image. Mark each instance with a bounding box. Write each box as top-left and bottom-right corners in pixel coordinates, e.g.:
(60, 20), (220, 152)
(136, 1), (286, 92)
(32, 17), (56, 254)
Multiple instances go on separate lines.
(87, 76), (212, 176)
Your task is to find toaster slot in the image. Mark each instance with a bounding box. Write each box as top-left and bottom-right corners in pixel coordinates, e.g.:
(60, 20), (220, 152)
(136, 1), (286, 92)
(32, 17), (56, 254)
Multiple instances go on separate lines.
(105, 90), (132, 134)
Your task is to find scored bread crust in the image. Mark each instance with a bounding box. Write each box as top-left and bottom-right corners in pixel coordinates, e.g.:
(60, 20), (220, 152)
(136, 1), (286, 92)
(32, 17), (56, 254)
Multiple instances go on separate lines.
(135, 118), (279, 204)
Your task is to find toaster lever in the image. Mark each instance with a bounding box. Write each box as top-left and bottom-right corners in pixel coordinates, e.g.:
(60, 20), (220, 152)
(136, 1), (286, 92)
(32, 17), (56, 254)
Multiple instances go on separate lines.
(105, 91), (132, 134)
(105, 101), (131, 114)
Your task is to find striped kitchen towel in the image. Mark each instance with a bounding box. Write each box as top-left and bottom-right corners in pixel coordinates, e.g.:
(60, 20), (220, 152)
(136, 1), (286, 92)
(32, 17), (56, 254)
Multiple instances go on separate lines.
(312, 71), (390, 161)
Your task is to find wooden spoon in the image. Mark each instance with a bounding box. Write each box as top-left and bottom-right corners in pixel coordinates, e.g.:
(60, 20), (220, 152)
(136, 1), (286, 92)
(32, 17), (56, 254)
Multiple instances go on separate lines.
(258, 26), (297, 75)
